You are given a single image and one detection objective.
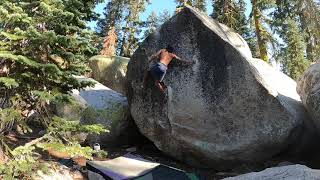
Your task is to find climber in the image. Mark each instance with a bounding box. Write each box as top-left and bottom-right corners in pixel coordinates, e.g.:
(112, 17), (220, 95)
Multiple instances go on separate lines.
(143, 45), (194, 93)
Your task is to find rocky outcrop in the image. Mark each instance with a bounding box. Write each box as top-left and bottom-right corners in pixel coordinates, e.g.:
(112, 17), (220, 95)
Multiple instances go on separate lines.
(55, 77), (140, 147)
(126, 6), (309, 169)
(297, 63), (320, 132)
(223, 165), (320, 180)
(89, 55), (129, 94)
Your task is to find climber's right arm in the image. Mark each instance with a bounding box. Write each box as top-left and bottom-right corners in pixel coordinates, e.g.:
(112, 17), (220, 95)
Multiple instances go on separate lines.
(148, 50), (162, 62)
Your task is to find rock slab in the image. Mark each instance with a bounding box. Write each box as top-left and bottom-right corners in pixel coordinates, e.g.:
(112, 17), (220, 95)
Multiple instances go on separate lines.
(89, 55), (129, 94)
(223, 165), (320, 180)
(126, 6), (308, 169)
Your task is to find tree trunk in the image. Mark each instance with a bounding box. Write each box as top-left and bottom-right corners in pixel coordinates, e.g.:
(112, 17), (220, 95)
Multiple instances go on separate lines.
(252, 0), (269, 62)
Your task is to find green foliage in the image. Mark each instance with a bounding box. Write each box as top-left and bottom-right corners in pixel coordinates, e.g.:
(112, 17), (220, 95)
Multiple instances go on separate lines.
(281, 19), (310, 80)
(94, 150), (108, 159)
(211, 0), (259, 57)
(0, 115), (107, 179)
(0, 145), (49, 180)
(0, 77), (18, 88)
(47, 116), (108, 136)
(273, 0), (320, 63)
(0, 0), (107, 179)
(0, 0), (99, 127)
(37, 142), (95, 159)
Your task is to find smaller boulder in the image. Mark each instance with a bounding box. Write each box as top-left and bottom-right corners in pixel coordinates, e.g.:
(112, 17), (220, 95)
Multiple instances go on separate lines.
(297, 63), (320, 131)
(55, 77), (140, 147)
(223, 165), (320, 180)
(89, 55), (129, 94)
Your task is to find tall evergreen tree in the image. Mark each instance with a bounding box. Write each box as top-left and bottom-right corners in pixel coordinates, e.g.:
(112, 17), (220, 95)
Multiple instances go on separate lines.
(100, 27), (117, 56)
(120, 0), (147, 57)
(158, 10), (172, 24)
(282, 19), (310, 79)
(98, 0), (148, 57)
(212, 0), (238, 29)
(0, 0), (105, 177)
(144, 12), (159, 38)
(211, 0), (247, 34)
(96, 0), (126, 36)
(143, 10), (172, 40)
(211, 0), (259, 57)
(194, 0), (207, 11)
(96, 0), (126, 55)
(272, 0), (318, 76)
(175, 0), (207, 12)
(298, 0), (320, 62)
(273, 0), (319, 63)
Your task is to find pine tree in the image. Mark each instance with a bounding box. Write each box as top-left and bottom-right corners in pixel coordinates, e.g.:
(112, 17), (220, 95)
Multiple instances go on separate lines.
(100, 27), (117, 56)
(212, 0), (238, 28)
(143, 10), (172, 40)
(211, 0), (259, 57)
(251, 0), (276, 62)
(144, 12), (159, 38)
(0, 0), (105, 177)
(272, 0), (318, 75)
(0, 0), (98, 113)
(175, 0), (193, 6)
(194, 0), (207, 11)
(282, 19), (310, 80)
(158, 10), (172, 24)
(96, 0), (126, 55)
(298, 0), (320, 62)
(120, 0), (147, 57)
(211, 0), (248, 34)
(98, 0), (148, 57)
(96, 0), (126, 36)
(175, 0), (207, 12)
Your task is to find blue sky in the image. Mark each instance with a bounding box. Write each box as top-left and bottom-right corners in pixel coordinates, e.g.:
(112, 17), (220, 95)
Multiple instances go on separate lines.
(88, 0), (252, 30)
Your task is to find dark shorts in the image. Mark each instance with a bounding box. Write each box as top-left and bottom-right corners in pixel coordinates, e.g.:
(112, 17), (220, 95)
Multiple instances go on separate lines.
(150, 62), (167, 82)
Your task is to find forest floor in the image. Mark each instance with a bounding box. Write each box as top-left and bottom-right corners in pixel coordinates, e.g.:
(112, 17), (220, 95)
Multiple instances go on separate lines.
(2, 127), (310, 179)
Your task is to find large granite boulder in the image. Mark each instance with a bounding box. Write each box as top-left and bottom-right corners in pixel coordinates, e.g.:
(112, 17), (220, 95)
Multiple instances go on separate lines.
(126, 6), (309, 169)
(223, 165), (320, 180)
(89, 55), (129, 94)
(297, 63), (320, 131)
(55, 76), (140, 147)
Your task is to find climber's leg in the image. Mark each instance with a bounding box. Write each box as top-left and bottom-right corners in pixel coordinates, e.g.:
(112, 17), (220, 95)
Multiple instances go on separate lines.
(150, 62), (168, 93)
(155, 80), (165, 93)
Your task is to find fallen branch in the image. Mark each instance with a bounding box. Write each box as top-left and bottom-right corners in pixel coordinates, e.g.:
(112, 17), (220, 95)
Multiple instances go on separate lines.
(24, 133), (51, 147)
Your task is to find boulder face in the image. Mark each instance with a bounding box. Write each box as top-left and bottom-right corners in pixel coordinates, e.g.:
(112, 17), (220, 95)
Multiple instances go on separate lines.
(223, 165), (320, 180)
(126, 6), (309, 169)
(297, 63), (320, 132)
(56, 77), (140, 147)
(89, 55), (129, 94)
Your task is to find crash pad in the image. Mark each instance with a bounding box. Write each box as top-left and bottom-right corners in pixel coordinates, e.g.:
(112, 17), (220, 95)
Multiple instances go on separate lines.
(87, 154), (202, 180)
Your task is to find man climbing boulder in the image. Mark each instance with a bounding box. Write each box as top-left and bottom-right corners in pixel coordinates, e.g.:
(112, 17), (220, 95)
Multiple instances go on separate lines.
(143, 45), (193, 93)
(126, 6), (312, 170)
